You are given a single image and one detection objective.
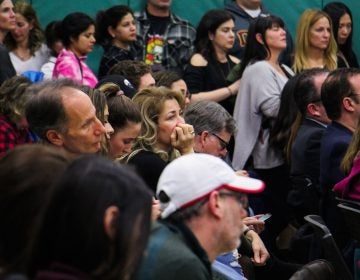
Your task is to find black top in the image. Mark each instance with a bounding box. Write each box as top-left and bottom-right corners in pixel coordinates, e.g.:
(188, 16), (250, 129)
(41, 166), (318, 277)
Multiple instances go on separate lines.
(98, 45), (134, 79)
(183, 55), (237, 114)
(291, 118), (326, 186)
(337, 50), (359, 68)
(0, 44), (16, 85)
(127, 150), (168, 193)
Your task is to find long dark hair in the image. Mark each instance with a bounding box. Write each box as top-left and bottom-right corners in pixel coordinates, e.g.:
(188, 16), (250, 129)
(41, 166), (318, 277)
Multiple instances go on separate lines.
(238, 14), (285, 78)
(96, 5), (134, 47)
(323, 2), (355, 64)
(194, 9), (234, 61)
(269, 75), (300, 157)
(0, 145), (70, 275)
(29, 156), (153, 280)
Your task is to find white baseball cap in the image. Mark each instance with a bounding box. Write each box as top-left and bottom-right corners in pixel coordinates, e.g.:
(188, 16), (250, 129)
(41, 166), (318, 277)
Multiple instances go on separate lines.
(157, 153), (265, 218)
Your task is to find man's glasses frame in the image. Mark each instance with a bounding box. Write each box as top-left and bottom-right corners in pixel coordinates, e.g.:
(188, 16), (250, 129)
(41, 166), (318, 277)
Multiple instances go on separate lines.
(210, 132), (229, 150)
(218, 191), (244, 206)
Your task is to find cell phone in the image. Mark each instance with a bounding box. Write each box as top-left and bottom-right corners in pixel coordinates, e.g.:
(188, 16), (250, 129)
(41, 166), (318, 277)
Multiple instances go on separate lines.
(258, 213), (272, 222)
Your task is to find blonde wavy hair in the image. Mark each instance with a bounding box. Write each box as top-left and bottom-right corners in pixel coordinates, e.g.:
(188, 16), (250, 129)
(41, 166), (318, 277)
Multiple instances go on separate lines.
(125, 86), (185, 162)
(293, 9), (337, 73)
(0, 76), (32, 123)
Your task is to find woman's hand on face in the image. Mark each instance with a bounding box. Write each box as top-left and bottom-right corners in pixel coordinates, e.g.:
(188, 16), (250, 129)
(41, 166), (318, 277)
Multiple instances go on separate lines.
(170, 123), (194, 155)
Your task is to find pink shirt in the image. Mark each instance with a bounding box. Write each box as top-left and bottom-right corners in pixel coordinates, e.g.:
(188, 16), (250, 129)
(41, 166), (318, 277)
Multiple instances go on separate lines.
(333, 156), (360, 201)
(53, 48), (98, 88)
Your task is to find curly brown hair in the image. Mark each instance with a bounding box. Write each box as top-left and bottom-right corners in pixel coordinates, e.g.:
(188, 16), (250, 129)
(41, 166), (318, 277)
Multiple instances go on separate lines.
(0, 76), (32, 123)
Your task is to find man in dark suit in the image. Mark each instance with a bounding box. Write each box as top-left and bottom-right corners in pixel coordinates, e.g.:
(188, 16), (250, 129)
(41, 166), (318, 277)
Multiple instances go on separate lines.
(320, 68), (360, 248)
(289, 68), (330, 224)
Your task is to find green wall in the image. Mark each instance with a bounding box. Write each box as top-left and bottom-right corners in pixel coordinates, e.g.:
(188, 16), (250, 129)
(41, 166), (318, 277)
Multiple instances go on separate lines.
(29, 0), (360, 72)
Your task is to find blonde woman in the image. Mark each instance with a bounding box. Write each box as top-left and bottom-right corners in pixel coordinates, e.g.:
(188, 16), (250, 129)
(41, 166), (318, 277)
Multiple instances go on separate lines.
(124, 86), (194, 192)
(293, 9), (337, 73)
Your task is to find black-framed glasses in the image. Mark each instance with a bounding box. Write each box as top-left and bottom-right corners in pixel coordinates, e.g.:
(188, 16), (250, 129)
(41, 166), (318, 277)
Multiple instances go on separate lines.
(210, 132), (229, 150)
(219, 191), (244, 206)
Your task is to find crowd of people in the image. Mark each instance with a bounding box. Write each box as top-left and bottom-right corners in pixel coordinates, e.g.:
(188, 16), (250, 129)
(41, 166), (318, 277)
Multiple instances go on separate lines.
(0, 0), (360, 279)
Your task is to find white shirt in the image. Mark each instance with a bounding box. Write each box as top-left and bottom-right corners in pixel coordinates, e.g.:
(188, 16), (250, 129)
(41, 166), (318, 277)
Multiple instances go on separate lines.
(10, 44), (50, 74)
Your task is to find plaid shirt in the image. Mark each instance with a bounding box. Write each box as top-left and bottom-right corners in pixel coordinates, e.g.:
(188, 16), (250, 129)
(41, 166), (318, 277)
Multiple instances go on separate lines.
(132, 10), (196, 73)
(0, 115), (32, 157)
(98, 45), (134, 79)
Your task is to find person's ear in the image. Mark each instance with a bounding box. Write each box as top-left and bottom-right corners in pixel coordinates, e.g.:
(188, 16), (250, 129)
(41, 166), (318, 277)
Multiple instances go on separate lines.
(107, 26), (115, 39)
(343, 96), (356, 112)
(208, 31), (215, 41)
(199, 131), (209, 146)
(255, 33), (264, 45)
(46, 130), (64, 147)
(207, 191), (224, 219)
(104, 205), (119, 239)
(69, 36), (76, 44)
(29, 20), (34, 31)
(307, 103), (320, 117)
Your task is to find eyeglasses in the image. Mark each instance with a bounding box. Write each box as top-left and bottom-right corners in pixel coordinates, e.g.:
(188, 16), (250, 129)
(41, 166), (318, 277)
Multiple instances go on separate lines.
(210, 132), (229, 150)
(219, 191), (244, 206)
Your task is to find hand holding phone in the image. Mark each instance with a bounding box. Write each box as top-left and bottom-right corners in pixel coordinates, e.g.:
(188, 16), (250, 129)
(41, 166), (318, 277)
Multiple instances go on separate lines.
(258, 213), (272, 222)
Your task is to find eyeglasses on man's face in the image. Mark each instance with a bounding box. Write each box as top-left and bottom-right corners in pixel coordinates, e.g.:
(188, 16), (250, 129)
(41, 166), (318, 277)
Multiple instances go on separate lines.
(219, 191), (244, 206)
(210, 132), (229, 150)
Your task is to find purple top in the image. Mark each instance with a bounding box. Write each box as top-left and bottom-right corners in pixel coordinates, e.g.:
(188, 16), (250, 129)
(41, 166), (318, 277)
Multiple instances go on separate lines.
(333, 156), (360, 201)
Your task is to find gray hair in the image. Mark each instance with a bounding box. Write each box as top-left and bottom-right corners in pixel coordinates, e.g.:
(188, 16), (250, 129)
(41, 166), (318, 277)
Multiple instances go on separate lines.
(166, 198), (208, 223)
(184, 100), (236, 135)
(25, 79), (80, 141)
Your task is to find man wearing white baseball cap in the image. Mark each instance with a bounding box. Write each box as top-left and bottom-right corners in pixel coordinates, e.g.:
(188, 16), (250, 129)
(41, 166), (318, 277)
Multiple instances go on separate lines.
(137, 153), (267, 280)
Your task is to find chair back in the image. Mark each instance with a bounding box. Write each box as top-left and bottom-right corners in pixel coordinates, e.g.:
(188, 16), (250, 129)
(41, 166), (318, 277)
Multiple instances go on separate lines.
(337, 202), (360, 243)
(289, 259), (335, 280)
(304, 215), (353, 280)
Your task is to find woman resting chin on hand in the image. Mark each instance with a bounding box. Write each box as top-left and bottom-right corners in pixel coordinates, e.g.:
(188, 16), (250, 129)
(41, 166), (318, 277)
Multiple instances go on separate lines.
(123, 86), (194, 192)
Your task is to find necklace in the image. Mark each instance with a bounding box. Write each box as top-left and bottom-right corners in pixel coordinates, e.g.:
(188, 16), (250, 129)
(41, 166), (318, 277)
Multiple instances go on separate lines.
(14, 49), (31, 61)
